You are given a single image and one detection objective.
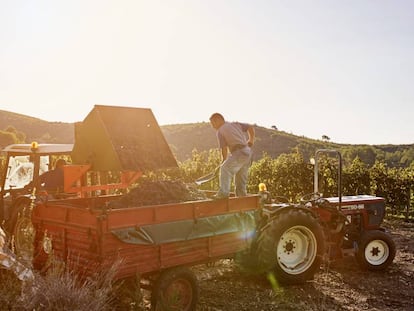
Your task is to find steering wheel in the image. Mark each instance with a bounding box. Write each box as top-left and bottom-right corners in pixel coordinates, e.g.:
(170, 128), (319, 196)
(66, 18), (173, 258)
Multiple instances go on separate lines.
(300, 192), (322, 205)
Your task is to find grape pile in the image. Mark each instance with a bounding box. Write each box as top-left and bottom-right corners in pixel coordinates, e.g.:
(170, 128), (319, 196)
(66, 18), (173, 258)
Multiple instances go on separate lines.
(108, 180), (207, 208)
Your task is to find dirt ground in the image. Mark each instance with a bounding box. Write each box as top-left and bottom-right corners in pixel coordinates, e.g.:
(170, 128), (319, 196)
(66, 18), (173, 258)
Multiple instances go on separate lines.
(1, 218), (412, 310)
(143, 219), (413, 311)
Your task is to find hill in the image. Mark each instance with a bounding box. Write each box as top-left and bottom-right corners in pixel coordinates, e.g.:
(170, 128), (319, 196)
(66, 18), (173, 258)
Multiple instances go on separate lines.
(162, 122), (326, 161)
(0, 110), (74, 143)
(163, 123), (414, 167)
(0, 109), (413, 167)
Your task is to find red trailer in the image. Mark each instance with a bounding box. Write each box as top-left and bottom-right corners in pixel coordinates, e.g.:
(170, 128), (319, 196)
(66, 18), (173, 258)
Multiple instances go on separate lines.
(30, 193), (259, 309)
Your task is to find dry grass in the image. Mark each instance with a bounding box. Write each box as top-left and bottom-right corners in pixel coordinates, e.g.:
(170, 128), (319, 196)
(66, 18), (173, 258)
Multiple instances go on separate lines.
(0, 255), (146, 311)
(0, 269), (23, 310)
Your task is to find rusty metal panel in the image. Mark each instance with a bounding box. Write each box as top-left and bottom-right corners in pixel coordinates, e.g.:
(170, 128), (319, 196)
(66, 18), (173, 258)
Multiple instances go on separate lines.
(194, 199), (229, 217)
(33, 221), (250, 280)
(159, 238), (210, 268)
(98, 231), (162, 277)
(107, 196), (260, 229)
(106, 207), (156, 228)
(209, 232), (250, 257)
(71, 105), (178, 171)
(33, 203), (101, 228)
(103, 244), (161, 276)
(195, 195), (259, 218)
(228, 195), (260, 212)
(33, 221), (103, 276)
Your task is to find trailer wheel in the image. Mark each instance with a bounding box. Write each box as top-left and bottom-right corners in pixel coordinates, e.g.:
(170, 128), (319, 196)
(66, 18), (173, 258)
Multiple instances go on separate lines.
(151, 266), (198, 311)
(256, 208), (325, 284)
(6, 198), (36, 265)
(356, 230), (396, 271)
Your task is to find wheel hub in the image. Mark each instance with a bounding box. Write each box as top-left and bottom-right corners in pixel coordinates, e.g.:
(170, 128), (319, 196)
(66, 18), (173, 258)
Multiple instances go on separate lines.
(371, 247), (380, 257)
(283, 240), (296, 254)
(365, 239), (389, 265)
(162, 278), (193, 310)
(277, 226), (317, 274)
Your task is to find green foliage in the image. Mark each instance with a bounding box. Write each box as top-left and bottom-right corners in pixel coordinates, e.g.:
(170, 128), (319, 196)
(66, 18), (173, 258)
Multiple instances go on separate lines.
(370, 162), (414, 218)
(248, 152), (277, 195)
(342, 157), (371, 196)
(248, 151), (312, 201)
(340, 146), (377, 167)
(0, 124), (27, 147)
(179, 148), (221, 189)
(315, 154), (341, 198)
(260, 151), (313, 202)
(0, 130), (18, 147)
(172, 148), (414, 220)
(142, 148), (222, 190)
(4, 126), (26, 143)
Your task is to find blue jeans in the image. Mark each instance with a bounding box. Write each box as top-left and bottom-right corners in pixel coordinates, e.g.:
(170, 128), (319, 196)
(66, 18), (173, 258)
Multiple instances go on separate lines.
(217, 146), (252, 197)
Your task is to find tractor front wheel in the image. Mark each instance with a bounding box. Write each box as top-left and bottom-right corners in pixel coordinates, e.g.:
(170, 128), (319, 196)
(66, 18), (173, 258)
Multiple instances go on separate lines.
(256, 208), (325, 284)
(355, 230), (396, 271)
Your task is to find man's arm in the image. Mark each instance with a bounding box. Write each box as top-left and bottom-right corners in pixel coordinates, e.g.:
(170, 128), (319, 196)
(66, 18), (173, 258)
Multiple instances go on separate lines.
(221, 146), (228, 162)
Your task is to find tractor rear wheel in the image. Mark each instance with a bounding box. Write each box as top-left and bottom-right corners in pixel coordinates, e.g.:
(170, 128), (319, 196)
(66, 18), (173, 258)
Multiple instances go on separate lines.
(256, 208), (325, 284)
(151, 266), (198, 311)
(5, 198), (36, 266)
(355, 230), (396, 271)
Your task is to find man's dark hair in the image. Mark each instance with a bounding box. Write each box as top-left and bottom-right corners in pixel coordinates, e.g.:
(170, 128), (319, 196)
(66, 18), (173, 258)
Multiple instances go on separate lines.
(55, 158), (66, 168)
(209, 113), (225, 122)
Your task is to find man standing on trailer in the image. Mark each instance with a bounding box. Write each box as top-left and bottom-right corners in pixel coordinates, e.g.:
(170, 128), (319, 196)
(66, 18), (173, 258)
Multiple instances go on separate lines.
(209, 113), (255, 199)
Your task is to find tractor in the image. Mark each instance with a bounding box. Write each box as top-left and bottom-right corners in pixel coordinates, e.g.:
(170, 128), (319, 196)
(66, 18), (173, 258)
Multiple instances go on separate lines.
(0, 142), (73, 279)
(0, 143), (73, 226)
(250, 149), (396, 284)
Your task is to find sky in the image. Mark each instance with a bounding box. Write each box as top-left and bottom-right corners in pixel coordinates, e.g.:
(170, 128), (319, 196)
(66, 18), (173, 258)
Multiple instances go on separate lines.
(1, 0), (413, 145)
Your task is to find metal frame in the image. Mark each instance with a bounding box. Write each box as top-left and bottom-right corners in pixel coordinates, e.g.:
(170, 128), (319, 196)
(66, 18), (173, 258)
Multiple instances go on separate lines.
(314, 149), (342, 208)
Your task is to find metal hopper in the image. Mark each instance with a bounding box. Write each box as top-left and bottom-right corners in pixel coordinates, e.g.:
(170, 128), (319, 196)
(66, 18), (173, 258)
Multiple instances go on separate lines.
(71, 105), (178, 171)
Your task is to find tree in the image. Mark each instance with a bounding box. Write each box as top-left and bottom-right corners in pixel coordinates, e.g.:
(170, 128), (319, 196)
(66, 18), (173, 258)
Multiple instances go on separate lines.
(322, 135), (330, 142)
(248, 152), (277, 194)
(0, 131), (18, 147)
(178, 148), (221, 189)
(248, 151), (313, 201)
(4, 126), (26, 143)
(343, 157), (371, 195)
